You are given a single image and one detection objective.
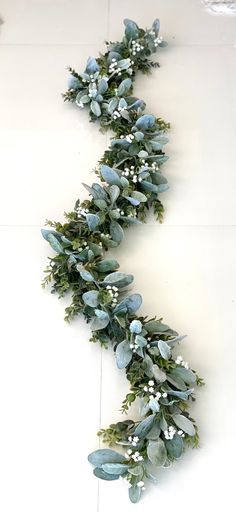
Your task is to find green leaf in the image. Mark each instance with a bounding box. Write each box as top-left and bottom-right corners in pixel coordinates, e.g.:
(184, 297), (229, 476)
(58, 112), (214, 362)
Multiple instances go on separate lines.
(128, 486), (141, 504)
(79, 270), (95, 282)
(90, 316), (110, 331)
(86, 213), (100, 231)
(95, 259), (120, 272)
(101, 165), (121, 186)
(167, 374), (187, 391)
(117, 78), (132, 96)
(47, 233), (64, 254)
(147, 439), (167, 466)
(131, 191), (147, 203)
(173, 414), (196, 436)
(93, 467), (119, 481)
(158, 340), (171, 360)
(88, 449), (126, 467)
(101, 463), (128, 475)
(145, 320), (170, 333)
(108, 184), (120, 205)
(116, 340), (133, 369)
(170, 367), (196, 385)
(103, 271), (133, 288)
(82, 290), (99, 307)
(110, 221), (124, 244)
(90, 100), (101, 117)
(134, 414), (156, 438)
(165, 435), (183, 459)
(113, 293), (142, 314)
(152, 364), (167, 383)
(124, 18), (139, 41)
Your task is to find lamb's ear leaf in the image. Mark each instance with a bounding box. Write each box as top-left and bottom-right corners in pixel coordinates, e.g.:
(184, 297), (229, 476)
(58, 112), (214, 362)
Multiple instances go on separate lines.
(116, 340), (133, 369)
(88, 449), (126, 467)
(93, 468), (119, 481)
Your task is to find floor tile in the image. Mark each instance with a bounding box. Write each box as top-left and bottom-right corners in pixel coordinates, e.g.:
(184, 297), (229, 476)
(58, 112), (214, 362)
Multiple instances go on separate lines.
(99, 225), (236, 510)
(109, 0), (236, 45)
(0, 227), (101, 512)
(0, 0), (108, 44)
(133, 45), (236, 225)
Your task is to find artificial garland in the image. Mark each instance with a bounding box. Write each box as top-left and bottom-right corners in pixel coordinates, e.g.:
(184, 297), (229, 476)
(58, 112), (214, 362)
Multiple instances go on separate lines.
(42, 18), (204, 503)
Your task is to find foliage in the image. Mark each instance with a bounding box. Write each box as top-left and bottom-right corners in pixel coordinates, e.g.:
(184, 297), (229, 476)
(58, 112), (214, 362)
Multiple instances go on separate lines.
(42, 17), (203, 503)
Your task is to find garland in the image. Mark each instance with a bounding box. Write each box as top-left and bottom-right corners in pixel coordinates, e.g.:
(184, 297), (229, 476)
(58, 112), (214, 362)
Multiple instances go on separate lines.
(42, 18), (204, 503)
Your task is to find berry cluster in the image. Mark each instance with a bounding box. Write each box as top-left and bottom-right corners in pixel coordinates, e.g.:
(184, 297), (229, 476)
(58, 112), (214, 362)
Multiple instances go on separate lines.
(106, 285), (119, 307)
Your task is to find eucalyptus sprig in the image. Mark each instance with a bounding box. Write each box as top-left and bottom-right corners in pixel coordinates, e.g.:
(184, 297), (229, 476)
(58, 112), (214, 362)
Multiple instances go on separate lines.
(42, 18), (203, 503)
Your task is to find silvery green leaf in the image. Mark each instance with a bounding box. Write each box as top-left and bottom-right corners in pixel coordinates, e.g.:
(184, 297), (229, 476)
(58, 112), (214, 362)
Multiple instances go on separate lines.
(79, 270), (94, 282)
(108, 97), (118, 114)
(159, 40), (168, 47)
(142, 354), (154, 378)
(158, 340), (171, 360)
(167, 335), (187, 348)
(151, 172), (168, 185)
(95, 309), (109, 321)
(152, 364), (167, 383)
(68, 75), (82, 89)
(128, 465), (143, 476)
(170, 367), (196, 385)
(165, 435), (183, 459)
(124, 18), (139, 40)
(101, 165), (121, 186)
(150, 140), (163, 151)
(47, 233), (64, 254)
(134, 131), (144, 142)
(93, 199), (107, 210)
(145, 320), (170, 333)
(113, 293), (142, 314)
(86, 213), (100, 231)
(80, 94), (90, 104)
(95, 94), (103, 103)
(88, 449), (125, 467)
(160, 416), (168, 431)
(107, 51), (122, 63)
(173, 414), (196, 436)
(154, 135), (169, 145)
(103, 271), (133, 288)
(117, 78), (132, 96)
(90, 315), (110, 331)
(124, 196), (140, 206)
(147, 439), (167, 466)
(129, 486), (141, 504)
(152, 18), (160, 36)
(117, 59), (132, 71)
(146, 471), (158, 484)
(119, 98), (127, 109)
(120, 176), (129, 187)
(101, 463), (128, 475)
(88, 242), (103, 256)
(139, 398), (150, 417)
(136, 114), (156, 131)
(157, 184), (169, 193)
(134, 414), (156, 438)
(95, 259), (120, 272)
(82, 182), (107, 200)
(93, 467), (119, 481)
(167, 374), (187, 391)
(85, 56), (100, 74)
(116, 340), (133, 369)
(131, 191), (147, 203)
(167, 389), (194, 400)
(108, 184), (120, 205)
(110, 221), (124, 244)
(129, 320), (142, 334)
(82, 290), (99, 307)
(98, 78), (108, 94)
(146, 421), (161, 440)
(141, 180), (159, 193)
(138, 150), (149, 158)
(135, 335), (147, 348)
(109, 209), (120, 220)
(41, 228), (57, 241)
(128, 99), (145, 111)
(149, 398), (160, 413)
(90, 100), (101, 117)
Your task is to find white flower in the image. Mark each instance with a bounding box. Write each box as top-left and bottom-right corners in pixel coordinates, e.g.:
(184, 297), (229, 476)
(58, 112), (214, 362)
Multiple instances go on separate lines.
(137, 481), (144, 488)
(149, 387), (154, 393)
(162, 392), (167, 398)
(127, 448), (132, 455)
(155, 392), (162, 399)
(128, 436), (132, 442)
(148, 380), (154, 386)
(143, 386), (148, 392)
(133, 436), (139, 443)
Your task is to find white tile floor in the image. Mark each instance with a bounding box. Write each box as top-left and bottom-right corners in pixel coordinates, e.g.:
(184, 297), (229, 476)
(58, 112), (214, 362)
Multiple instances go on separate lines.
(0, 1), (236, 511)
